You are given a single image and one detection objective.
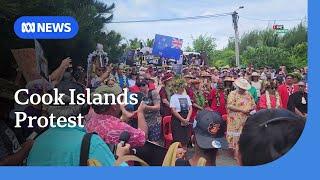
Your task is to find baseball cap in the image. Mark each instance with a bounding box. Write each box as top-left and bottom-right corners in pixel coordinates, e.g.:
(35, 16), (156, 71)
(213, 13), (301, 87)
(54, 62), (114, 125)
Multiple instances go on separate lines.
(193, 110), (228, 149)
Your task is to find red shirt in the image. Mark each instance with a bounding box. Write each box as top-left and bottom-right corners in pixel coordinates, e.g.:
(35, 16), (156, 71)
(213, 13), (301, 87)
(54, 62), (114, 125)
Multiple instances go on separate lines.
(277, 84), (299, 109)
(187, 88), (197, 121)
(208, 88), (227, 115)
(258, 94), (283, 110)
(85, 113), (146, 147)
(148, 82), (156, 91)
(129, 85), (140, 93)
(159, 87), (172, 117)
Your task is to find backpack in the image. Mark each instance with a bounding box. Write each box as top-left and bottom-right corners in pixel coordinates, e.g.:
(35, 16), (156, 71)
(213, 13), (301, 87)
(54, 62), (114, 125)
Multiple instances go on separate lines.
(79, 133), (96, 166)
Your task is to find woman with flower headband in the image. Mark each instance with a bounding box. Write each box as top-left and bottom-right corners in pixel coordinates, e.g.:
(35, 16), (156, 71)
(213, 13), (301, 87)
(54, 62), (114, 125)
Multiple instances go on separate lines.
(258, 80), (283, 110)
(169, 77), (193, 149)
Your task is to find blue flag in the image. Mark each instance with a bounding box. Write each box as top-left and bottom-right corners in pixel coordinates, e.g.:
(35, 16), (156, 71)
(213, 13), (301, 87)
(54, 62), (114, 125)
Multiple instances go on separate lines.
(152, 34), (183, 60)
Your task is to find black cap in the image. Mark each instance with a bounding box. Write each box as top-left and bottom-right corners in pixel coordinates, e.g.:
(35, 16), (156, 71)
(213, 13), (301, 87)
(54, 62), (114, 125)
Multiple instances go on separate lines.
(193, 110), (228, 149)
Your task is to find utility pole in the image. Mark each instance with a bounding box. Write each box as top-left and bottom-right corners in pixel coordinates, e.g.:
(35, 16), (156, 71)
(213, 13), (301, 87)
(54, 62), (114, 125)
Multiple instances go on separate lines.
(232, 6), (243, 68)
(232, 11), (240, 67)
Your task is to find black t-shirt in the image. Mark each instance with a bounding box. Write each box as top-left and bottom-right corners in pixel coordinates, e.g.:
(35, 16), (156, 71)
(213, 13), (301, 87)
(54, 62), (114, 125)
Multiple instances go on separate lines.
(175, 158), (191, 166)
(0, 121), (21, 161)
(287, 91), (308, 114)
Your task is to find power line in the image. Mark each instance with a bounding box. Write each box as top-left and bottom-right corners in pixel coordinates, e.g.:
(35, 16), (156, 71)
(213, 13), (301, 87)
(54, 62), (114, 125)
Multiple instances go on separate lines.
(241, 16), (305, 22)
(106, 11), (305, 24)
(106, 12), (233, 24)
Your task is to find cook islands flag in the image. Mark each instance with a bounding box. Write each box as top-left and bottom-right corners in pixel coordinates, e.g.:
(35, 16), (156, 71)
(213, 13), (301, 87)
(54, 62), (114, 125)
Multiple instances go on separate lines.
(152, 34), (183, 60)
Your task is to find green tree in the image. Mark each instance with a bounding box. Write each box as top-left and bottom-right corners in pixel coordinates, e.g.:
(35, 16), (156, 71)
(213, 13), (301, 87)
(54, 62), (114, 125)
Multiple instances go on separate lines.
(191, 35), (216, 64)
(288, 42), (307, 68)
(241, 46), (291, 69)
(145, 38), (154, 47)
(224, 22), (307, 69)
(128, 38), (142, 50)
(280, 22), (307, 49)
(213, 49), (235, 67)
(0, 0), (123, 71)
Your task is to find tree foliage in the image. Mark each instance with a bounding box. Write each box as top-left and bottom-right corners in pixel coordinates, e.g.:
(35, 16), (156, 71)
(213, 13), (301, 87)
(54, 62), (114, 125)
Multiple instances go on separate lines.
(216, 22), (307, 69)
(145, 38), (154, 47)
(0, 0), (125, 71)
(186, 35), (217, 64)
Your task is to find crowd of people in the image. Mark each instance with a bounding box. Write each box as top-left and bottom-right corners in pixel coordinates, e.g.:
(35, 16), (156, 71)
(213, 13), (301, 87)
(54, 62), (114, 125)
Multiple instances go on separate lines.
(0, 50), (307, 166)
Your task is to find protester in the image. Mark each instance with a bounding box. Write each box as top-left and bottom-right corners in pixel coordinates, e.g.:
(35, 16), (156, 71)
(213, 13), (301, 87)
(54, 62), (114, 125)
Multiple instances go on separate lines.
(188, 79), (205, 122)
(248, 85), (258, 103)
(27, 95), (130, 166)
(128, 71), (138, 88)
(136, 79), (162, 143)
(238, 109), (305, 166)
(223, 76), (235, 98)
(0, 119), (33, 165)
(250, 72), (263, 98)
(226, 78), (255, 160)
(287, 81), (308, 118)
(170, 77), (193, 149)
(114, 64), (129, 89)
(208, 79), (227, 116)
(277, 74), (298, 109)
(85, 84), (147, 148)
(258, 80), (283, 110)
(90, 58), (112, 89)
(159, 73), (173, 117)
(175, 110), (228, 166)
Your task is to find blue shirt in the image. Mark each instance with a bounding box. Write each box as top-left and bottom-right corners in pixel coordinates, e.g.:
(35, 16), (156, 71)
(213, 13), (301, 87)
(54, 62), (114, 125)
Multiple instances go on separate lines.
(118, 75), (129, 89)
(27, 125), (121, 166)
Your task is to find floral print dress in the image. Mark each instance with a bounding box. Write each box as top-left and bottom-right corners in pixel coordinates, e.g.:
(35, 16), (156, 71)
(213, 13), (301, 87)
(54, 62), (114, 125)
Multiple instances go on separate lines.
(226, 90), (255, 150)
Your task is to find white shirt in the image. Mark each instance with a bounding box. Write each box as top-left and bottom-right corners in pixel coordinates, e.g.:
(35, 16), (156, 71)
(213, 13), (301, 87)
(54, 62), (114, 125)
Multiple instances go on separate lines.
(128, 79), (136, 87)
(170, 94), (192, 112)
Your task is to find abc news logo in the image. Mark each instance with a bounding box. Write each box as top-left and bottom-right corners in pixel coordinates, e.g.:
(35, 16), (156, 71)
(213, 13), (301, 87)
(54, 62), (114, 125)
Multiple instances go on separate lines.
(14, 16), (78, 39)
(21, 22), (72, 33)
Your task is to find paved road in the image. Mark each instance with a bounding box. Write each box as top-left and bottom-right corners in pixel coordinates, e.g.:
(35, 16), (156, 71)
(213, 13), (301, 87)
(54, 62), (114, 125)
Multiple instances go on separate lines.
(216, 149), (237, 166)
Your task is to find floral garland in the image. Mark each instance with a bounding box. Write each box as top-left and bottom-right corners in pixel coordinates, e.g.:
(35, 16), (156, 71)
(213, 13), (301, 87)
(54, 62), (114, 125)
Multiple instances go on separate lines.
(195, 90), (206, 108)
(266, 90), (281, 109)
(114, 73), (128, 88)
(215, 90), (221, 107)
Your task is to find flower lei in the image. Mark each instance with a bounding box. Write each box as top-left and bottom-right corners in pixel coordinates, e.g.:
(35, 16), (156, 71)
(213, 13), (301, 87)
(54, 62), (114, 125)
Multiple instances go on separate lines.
(266, 90), (281, 109)
(215, 90), (221, 107)
(114, 73), (128, 88)
(195, 90), (206, 108)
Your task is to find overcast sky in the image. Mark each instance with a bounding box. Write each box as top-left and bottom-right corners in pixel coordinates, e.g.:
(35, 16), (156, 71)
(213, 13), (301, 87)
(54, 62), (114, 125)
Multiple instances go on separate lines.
(102, 0), (307, 50)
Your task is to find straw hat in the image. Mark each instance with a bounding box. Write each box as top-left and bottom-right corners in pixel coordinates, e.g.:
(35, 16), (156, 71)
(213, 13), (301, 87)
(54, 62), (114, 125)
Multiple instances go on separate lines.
(234, 78), (251, 90)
